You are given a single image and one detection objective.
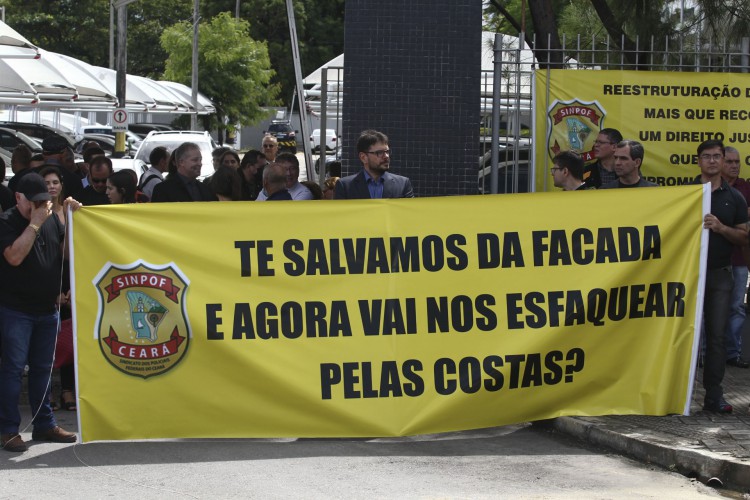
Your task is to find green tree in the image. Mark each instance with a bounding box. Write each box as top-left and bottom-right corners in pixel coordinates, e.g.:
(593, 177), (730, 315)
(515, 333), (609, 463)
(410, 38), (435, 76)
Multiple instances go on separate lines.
(127, 0), (194, 78)
(161, 11), (280, 141)
(696, 0), (750, 43)
(485, 0), (750, 70)
(201, 0), (345, 106)
(0, 0), (192, 76)
(1, 0), (110, 66)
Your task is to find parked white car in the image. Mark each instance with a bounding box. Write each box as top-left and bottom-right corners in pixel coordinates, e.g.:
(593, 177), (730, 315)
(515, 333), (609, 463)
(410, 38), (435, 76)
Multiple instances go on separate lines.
(134, 131), (218, 180)
(310, 129), (338, 152)
(110, 158), (147, 177)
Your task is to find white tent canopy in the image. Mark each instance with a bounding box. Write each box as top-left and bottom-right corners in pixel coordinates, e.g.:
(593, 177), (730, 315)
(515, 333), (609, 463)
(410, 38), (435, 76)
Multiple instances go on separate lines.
(130, 74), (192, 113)
(158, 80), (215, 115)
(0, 54), (77, 105)
(303, 54), (344, 87)
(0, 20), (214, 118)
(0, 20), (38, 59)
(46, 52), (117, 106)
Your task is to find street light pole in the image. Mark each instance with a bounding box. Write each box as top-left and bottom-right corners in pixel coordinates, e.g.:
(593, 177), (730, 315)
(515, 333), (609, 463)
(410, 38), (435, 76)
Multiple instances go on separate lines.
(114, 3), (128, 157)
(113, 0), (139, 157)
(285, 0), (313, 180)
(191, 0), (200, 130)
(109, 1), (114, 69)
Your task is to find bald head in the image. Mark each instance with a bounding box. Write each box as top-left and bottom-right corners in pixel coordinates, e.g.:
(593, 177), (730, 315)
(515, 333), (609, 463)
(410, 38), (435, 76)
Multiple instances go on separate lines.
(263, 162), (288, 196)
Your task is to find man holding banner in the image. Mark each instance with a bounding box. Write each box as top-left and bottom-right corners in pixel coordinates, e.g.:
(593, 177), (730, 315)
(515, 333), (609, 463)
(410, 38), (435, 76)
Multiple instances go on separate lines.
(0, 174), (80, 452)
(697, 139), (749, 413)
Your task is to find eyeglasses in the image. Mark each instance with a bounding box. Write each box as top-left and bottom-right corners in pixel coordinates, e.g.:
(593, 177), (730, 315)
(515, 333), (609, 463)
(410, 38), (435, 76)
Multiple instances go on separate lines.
(366, 149), (391, 158)
(550, 167), (563, 172)
(594, 140), (613, 145)
(262, 144), (277, 149)
(700, 154), (723, 161)
(91, 177), (108, 184)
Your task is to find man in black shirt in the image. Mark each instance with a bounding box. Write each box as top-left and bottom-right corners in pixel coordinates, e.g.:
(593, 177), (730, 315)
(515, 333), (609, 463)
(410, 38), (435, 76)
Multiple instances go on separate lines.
(599, 140), (658, 189)
(551, 151), (593, 191)
(695, 139), (749, 414)
(583, 128), (622, 188)
(76, 156), (112, 206)
(0, 173), (81, 452)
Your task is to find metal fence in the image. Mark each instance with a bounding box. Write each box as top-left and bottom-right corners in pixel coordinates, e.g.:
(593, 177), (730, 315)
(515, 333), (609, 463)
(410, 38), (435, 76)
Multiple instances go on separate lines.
(304, 33), (750, 194)
(481, 32), (750, 194)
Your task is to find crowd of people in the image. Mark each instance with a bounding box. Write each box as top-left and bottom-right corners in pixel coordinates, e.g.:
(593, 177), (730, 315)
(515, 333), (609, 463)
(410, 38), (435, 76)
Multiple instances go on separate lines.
(553, 130), (750, 416)
(0, 128), (414, 453)
(5, 124), (744, 454)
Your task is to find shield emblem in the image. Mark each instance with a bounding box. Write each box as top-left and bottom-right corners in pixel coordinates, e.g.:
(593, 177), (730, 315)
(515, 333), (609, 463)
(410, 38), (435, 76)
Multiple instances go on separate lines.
(546, 99), (607, 163)
(94, 261), (191, 379)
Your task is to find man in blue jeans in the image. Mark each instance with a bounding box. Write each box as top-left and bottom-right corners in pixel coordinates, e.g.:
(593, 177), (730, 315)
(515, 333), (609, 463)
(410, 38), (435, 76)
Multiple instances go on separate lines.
(0, 173), (81, 452)
(721, 146), (750, 368)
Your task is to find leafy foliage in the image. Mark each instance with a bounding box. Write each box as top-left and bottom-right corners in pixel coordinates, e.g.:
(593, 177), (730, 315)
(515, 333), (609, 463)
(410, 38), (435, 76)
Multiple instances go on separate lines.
(2, 0), (109, 66)
(485, 0), (750, 69)
(2, 0), (344, 103)
(1, 0), (192, 76)
(125, 0), (194, 78)
(201, 0), (345, 106)
(693, 0), (750, 43)
(161, 11), (280, 134)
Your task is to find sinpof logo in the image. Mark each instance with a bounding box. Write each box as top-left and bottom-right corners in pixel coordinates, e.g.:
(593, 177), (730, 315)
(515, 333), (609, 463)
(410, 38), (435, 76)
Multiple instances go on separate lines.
(546, 99), (606, 163)
(94, 261), (191, 379)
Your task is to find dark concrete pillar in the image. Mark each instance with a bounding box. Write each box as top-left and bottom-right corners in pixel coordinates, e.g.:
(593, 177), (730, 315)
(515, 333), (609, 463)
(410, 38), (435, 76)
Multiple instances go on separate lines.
(342, 0), (482, 196)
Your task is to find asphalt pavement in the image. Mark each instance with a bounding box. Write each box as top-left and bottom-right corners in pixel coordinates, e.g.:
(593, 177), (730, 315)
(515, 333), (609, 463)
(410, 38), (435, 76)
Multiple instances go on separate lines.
(551, 317), (750, 494)
(553, 358), (750, 493)
(6, 335), (750, 496)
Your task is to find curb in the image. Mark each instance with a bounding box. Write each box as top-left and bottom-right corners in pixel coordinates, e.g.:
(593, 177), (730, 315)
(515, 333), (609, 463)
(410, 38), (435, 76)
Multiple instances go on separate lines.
(553, 416), (750, 492)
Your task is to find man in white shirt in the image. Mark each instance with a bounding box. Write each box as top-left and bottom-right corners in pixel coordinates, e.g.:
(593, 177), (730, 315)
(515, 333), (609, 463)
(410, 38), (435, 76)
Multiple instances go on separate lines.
(256, 153), (312, 201)
(139, 146), (170, 199)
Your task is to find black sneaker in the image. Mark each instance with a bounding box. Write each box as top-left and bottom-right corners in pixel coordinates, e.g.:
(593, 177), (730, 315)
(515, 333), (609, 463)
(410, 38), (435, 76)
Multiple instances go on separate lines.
(726, 357), (750, 368)
(703, 397), (733, 413)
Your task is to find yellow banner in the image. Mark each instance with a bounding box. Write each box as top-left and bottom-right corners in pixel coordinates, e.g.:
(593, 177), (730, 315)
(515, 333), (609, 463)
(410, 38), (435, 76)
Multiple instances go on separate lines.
(534, 70), (750, 191)
(72, 188), (706, 442)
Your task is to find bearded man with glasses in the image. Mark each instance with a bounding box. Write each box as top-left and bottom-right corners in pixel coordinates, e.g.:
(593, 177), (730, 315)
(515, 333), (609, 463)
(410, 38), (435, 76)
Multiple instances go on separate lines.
(334, 130), (414, 199)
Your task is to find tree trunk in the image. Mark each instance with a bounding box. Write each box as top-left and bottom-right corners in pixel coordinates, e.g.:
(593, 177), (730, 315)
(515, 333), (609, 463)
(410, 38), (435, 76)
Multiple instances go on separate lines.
(488, 0), (535, 50)
(526, 0), (564, 68)
(588, 0), (649, 69)
(216, 112), (225, 145)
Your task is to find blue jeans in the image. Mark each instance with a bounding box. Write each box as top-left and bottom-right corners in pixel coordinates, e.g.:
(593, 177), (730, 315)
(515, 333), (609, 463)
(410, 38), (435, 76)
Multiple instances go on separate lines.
(703, 267), (733, 403)
(0, 305), (59, 434)
(726, 265), (748, 359)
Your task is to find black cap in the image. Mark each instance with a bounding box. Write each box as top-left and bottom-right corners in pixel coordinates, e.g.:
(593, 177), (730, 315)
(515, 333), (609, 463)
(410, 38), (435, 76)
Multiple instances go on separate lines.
(42, 134), (69, 155)
(16, 173), (51, 202)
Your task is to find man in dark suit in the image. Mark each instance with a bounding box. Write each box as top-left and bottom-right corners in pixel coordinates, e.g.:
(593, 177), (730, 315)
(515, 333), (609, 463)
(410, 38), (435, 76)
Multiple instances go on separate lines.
(151, 142), (217, 203)
(334, 130), (414, 199)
